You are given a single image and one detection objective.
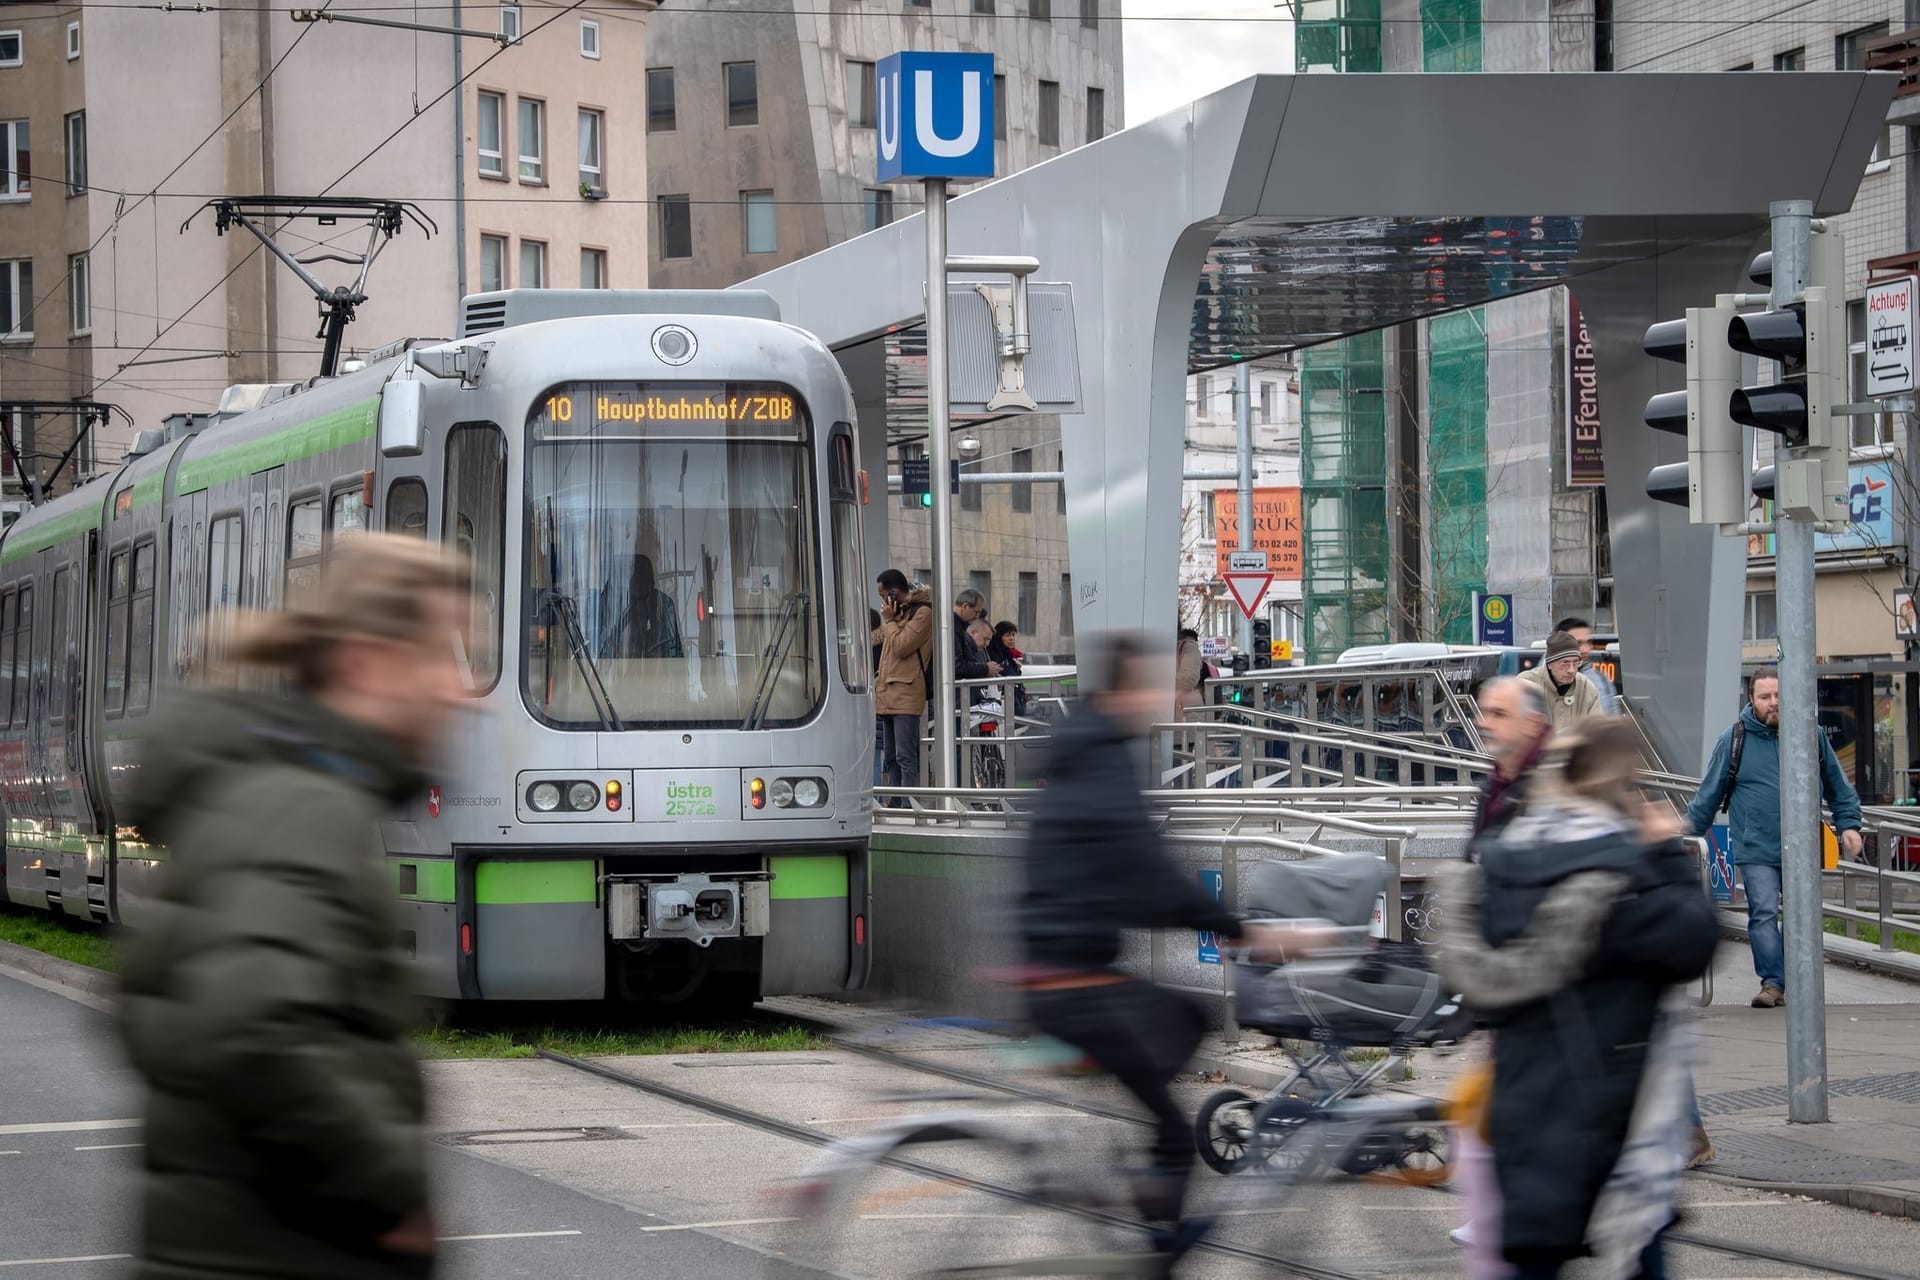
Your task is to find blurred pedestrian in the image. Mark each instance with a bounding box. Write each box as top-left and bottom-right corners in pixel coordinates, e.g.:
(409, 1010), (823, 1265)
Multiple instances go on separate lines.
(117, 534), (471, 1280)
(1441, 720), (1719, 1280)
(1684, 666), (1862, 1008)
(1521, 631), (1604, 731)
(875, 569), (934, 797)
(1175, 627), (1206, 717)
(1555, 616), (1621, 715)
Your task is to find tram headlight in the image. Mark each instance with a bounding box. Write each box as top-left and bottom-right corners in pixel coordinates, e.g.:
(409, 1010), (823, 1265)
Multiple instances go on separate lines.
(792, 778), (825, 809)
(769, 778), (795, 808)
(567, 781), (600, 812)
(528, 782), (562, 813)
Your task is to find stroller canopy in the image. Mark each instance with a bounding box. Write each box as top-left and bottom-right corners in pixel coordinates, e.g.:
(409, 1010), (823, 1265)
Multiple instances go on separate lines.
(1245, 855), (1386, 926)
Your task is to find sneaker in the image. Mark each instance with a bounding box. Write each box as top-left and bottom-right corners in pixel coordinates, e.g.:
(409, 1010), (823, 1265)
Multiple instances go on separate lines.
(1449, 1223), (1476, 1247)
(1148, 1217), (1214, 1261)
(1752, 984), (1784, 1008)
(1687, 1128), (1716, 1169)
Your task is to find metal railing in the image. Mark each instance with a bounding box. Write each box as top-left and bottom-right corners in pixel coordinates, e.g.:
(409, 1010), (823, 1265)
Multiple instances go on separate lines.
(1155, 712), (1493, 792)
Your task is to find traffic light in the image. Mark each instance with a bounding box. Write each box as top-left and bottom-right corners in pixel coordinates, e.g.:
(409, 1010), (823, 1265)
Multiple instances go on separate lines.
(1642, 300), (1745, 524)
(1726, 232), (1849, 523)
(1252, 619), (1272, 669)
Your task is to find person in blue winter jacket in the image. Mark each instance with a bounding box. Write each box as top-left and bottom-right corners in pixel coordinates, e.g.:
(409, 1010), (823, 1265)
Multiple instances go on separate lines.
(1685, 667), (1863, 1008)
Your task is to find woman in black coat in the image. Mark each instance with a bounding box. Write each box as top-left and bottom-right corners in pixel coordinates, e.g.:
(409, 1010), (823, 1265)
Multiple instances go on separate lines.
(1440, 720), (1717, 1280)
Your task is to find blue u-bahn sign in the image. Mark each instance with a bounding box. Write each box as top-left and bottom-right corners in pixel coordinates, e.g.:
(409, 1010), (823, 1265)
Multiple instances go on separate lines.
(876, 51), (996, 183)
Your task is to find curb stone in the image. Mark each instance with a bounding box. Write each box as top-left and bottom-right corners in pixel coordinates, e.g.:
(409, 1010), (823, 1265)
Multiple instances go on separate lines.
(0, 937), (118, 998)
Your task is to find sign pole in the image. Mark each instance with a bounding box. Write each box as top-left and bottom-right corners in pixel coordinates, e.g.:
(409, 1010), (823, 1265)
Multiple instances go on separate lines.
(1771, 197), (1829, 1123)
(926, 176), (956, 795)
(1235, 361), (1254, 660)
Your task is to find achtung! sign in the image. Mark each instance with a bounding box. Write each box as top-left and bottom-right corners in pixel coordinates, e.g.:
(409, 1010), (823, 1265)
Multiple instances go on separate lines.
(1213, 488), (1303, 582)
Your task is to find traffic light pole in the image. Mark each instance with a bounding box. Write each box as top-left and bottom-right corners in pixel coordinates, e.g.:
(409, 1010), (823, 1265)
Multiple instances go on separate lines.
(1770, 198), (1829, 1123)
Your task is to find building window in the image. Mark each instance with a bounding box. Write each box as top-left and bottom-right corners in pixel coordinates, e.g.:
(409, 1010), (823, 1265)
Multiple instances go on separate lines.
(1017, 571), (1038, 636)
(477, 91), (505, 177)
(580, 19), (600, 58)
(1, 259), (30, 340)
(1011, 446), (1033, 513)
(994, 74), (1007, 141)
(519, 239), (546, 289)
(647, 67), (676, 132)
(1038, 80), (1060, 146)
(1838, 24), (1890, 164)
(0, 31), (19, 68)
(66, 23), (79, 60)
(1031, 0), (1049, 20)
(498, 3), (520, 41)
(64, 111), (85, 195)
(68, 253), (87, 336)
(1195, 373), (1214, 418)
(1745, 590), (1777, 642)
(658, 194), (692, 259)
(969, 570), (992, 607)
(725, 61), (758, 127)
(1059, 573), (1074, 637)
(1259, 380), (1276, 424)
(1086, 87), (1104, 143)
(973, 0), (994, 12)
(2, 120), (27, 199)
(577, 108), (602, 190)
(479, 234), (507, 291)
(848, 60), (876, 128)
(862, 188), (893, 231)
(1080, 0), (1097, 27)
(742, 189), (775, 254)
(517, 97), (544, 183)
(1774, 47), (1803, 71)
(580, 247), (607, 289)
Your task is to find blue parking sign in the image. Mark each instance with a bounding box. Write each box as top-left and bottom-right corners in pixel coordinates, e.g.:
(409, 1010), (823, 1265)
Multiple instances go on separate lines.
(876, 52), (996, 183)
(1197, 869), (1224, 964)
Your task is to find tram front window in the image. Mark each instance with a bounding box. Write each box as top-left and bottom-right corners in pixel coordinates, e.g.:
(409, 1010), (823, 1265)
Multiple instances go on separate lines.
(523, 381), (823, 730)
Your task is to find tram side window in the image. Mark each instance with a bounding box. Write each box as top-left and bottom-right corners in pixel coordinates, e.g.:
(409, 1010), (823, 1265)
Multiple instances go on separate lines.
(0, 590), (13, 725)
(828, 430), (868, 693)
(287, 498), (324, 595)
(128, 540), (155, 713)
(444, 425), (505, 690)
(386, 479), (428, 538)
(330, 486), (366, 540)
(12, 585), (30, 727)
(206, 515), (245, 668)
(49, 567), (68, 720)
(105, 549), (129, 716)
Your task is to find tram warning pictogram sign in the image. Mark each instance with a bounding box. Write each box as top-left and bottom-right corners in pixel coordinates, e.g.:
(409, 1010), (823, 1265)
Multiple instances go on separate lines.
(1223, 571), (1274, 620)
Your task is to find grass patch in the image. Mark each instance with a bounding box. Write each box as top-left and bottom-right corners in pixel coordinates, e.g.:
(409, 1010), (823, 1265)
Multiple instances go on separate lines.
(0, 905), (119, 972)
(415, 1018), (829, 1061)
(1824, 918), (1920, 954)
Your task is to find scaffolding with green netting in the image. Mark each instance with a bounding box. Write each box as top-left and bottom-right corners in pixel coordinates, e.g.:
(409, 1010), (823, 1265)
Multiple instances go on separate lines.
(1421, 0), (1482, 73)
(1295, 0), (1381, 73)
(1301, 331), (1389, 662)
(1428, 308), (1490, 644)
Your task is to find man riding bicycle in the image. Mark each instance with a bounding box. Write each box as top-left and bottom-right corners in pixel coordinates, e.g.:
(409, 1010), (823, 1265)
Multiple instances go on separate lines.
(1018, 633), (1308, 1261)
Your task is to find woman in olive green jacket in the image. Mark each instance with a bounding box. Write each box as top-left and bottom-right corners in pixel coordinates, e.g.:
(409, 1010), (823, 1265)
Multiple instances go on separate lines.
(118, 535), (469, 1280)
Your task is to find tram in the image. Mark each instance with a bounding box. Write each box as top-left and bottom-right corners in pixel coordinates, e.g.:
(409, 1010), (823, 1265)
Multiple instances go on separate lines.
(0, 289), (874, 1005)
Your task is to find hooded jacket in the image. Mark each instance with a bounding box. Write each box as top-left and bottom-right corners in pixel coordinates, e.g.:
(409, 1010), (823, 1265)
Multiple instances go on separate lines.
(117, 689), (434, 1280)
(1685, 704), (1862, 867)
(1020, 703), (1240, 969)
(875, 587), (934, 716)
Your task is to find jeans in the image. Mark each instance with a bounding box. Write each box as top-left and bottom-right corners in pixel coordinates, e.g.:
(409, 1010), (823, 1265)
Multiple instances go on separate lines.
(1739, 862), (1785, 990)
(881, 713), (922, 795)
(872, 719), (886, 787)
(1027, 980), (1205, 1225)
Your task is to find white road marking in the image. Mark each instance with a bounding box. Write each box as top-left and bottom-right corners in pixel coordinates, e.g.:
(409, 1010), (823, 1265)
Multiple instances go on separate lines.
(73, 1143), (142, 1152)
(0, 1255), (135, 1269)
(857, 1214), (1014, 1221)
(805, 1111), (1084, 1125)
(640, 1218), (796, 1233)
(615, 1122), (731, 1130)
(0, 1151), (19, 1157)
(438, 1230), (583, 1243)
(0, 1120), (139, 1137)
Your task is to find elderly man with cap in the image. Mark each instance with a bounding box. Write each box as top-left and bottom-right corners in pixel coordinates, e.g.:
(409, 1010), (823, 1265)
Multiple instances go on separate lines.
(1519, 629), (1604, 734)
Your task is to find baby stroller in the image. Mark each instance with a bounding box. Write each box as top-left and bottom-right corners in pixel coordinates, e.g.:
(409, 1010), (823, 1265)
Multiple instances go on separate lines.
(1194, 854), (1473, 1176)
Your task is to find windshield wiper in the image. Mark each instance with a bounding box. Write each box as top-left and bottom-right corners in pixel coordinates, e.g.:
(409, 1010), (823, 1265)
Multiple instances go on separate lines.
(542, 498), (623, 732)
(743, 591), (807, 732)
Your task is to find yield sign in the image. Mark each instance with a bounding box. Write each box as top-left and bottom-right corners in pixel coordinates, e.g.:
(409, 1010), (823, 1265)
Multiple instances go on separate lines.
(1222, 571), (1274, 620)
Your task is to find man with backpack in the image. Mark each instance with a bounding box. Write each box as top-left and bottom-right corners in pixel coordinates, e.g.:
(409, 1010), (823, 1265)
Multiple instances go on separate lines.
(874, 569), (934, 797)
(1685, 667), (1864, 1008)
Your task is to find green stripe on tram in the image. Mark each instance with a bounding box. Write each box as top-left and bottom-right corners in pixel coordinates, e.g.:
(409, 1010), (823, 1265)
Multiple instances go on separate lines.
(176, 399), (379, 495)
(392, 859), (457, 904)
(474, 860), (598, 905)
(769, 854), (848, 900)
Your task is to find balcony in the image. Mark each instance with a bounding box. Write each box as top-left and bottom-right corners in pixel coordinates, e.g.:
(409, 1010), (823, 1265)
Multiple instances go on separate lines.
(1866, 31), (1920, 125)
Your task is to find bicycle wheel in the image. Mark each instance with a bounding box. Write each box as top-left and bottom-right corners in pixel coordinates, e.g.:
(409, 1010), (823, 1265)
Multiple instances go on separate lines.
(1194, 1089), (1259, 1174)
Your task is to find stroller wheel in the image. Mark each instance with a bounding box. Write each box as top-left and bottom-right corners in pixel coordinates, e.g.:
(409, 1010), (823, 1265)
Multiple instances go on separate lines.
(1370, 1125), (1452, 1187)
(1194, 1089), (1257, 1174)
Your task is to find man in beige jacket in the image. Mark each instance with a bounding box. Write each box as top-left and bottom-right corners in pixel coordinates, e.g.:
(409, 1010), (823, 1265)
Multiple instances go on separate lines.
(1519, 629), (1604, 733)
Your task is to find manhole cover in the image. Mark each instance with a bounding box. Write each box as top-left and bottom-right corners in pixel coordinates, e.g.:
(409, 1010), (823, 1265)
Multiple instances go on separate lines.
(1708, 1132), (1920, 1185)
(442, 1126), (632, 1146)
